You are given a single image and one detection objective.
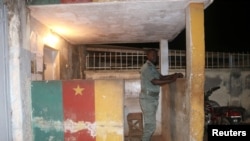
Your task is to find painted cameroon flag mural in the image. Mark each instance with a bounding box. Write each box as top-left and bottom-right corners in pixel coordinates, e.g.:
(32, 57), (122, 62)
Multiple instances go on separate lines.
(31, 79), (124, 141)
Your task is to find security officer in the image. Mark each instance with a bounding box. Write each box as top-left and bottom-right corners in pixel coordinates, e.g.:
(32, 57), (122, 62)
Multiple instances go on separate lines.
(139, 49), (183, 141)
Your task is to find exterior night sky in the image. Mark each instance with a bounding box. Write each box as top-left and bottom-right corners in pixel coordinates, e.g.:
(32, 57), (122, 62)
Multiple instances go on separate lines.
(169, 0), (249, 53)
(110, 0), (249, 53)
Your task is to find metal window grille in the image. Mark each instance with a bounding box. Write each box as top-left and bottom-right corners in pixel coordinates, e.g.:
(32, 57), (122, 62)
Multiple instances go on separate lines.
(86, 48), (250, 70)
(86, 48), (146, 70)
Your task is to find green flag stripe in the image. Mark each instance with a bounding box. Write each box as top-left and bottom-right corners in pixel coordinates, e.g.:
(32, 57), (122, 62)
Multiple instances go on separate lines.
(31, 81), (64, 141)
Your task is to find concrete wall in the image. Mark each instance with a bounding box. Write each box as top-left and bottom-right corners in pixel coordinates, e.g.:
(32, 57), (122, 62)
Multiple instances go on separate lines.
(205, 69), (250, 116)
(6, 2), (76, 139)
(0, 1), (11, 140)
(86, 69), (250, 137)
(31, 79), (124, 141)
(86, 71), (181, 136)
(85, 71), (142, 135)
(30, 16), (74, 80)
(162, 79), (187, 141)
(6, 0), (34, 140)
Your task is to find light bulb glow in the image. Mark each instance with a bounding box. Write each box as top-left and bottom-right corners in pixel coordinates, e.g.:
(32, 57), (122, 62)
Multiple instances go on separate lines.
(43, 33), (59, 47)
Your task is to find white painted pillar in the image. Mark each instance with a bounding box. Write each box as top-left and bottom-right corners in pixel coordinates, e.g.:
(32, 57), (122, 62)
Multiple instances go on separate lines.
(160, 39), (169, 75)
(155, 39), (169, 135)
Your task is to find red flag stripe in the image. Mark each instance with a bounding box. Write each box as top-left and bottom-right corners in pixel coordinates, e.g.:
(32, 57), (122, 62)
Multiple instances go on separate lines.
(62, 80), (95, 141)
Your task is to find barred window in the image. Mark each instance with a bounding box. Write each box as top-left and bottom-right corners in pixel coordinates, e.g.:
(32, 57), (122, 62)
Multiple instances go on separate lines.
(85, 47), (250, 70)
(86, 48), (146, 70)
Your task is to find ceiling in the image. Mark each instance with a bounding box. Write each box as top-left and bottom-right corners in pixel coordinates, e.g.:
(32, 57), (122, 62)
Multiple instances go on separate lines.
(28, 0), (213, 45)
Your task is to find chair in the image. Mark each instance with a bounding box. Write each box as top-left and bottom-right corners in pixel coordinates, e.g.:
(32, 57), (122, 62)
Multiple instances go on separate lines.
(127, 112), (143, 141)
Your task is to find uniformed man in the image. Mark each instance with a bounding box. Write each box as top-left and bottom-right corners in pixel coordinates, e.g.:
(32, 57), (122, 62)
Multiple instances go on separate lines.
(139, 49), (183, 141)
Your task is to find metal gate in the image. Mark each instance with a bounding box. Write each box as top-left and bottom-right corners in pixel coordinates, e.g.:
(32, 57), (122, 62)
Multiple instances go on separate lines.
(0, 0), (12, 140)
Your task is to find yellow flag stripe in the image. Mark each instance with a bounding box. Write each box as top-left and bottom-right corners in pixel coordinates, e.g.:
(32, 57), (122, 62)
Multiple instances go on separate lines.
(95, 80), (124, 141)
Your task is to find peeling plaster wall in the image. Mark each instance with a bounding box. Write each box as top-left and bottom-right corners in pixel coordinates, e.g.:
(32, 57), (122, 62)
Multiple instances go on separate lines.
(205, 69), (250, 116)
(162, 79), (187, 141)
(31, 80), (124, 140)
(86, 69), (250, 137)
(86, 71), (141, 135)
(86, 70), (181, 136)
(6, 1), (75, 140)
(7, 0), (32, 140)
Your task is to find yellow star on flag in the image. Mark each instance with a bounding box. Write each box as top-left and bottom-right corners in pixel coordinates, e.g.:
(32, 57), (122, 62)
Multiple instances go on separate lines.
(73, 85), (84, 95)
